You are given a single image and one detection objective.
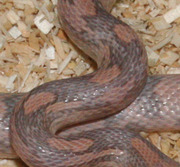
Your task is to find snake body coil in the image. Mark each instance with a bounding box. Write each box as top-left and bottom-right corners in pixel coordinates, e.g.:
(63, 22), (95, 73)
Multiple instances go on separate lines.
(0, 0), (179, 166)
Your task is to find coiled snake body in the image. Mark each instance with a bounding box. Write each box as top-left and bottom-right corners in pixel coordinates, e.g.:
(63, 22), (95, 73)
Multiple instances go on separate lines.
(0, 0), (180, 166)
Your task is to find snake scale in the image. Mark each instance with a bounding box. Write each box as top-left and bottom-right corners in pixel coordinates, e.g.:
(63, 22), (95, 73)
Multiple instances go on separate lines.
(0, 0), (180, 166)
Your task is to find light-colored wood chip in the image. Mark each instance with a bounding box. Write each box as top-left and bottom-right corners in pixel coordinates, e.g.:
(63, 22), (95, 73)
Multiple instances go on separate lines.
(163, 4), (180, 23)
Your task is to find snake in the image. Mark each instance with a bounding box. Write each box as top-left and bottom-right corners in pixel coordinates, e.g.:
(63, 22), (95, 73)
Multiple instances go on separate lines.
(0, 0), (180, 166)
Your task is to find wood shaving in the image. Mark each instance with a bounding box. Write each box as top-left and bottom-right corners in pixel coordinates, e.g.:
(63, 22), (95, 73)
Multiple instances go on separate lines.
(0, 0), (180, 166)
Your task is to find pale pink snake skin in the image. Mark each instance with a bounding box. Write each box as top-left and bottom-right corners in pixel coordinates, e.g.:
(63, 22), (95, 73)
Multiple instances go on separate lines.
(0, 0), (180, 166)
